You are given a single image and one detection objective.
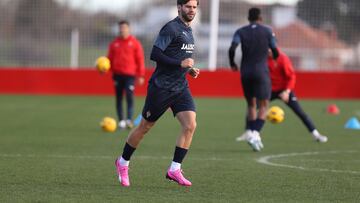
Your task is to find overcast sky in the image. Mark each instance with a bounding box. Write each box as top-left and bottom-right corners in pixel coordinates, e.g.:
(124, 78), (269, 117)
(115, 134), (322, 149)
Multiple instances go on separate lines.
(55, 0), (300, 13)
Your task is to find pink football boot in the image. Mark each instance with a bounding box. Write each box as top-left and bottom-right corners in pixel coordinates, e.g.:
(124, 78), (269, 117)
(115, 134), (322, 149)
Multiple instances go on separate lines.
(166, 169), (192, 186)
(115, 159), (130, 187)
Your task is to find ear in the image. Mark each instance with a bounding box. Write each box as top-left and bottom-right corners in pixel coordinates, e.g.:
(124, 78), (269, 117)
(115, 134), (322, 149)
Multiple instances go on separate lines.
(177, 5), (181, 11)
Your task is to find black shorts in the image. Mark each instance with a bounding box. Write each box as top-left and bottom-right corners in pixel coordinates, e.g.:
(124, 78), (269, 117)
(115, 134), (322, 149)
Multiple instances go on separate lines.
(271, 90), (297, 102)
(142, 83), (196, 122)
(113, 74), (135, 94)
(241, 73), (271, 100)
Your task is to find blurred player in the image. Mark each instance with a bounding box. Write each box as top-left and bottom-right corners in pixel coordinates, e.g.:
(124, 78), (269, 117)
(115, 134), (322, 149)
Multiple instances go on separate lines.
(267, 49), (328, 142)
(228, 7), (279, 151)
(115, 0), (200, 187)
(107, 20), (145, 129)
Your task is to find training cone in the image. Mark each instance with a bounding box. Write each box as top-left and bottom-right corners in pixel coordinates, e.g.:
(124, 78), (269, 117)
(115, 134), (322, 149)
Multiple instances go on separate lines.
(133, 114), (142, 126)
(327, 104), (340, 115)
(344, 117), (360, 130)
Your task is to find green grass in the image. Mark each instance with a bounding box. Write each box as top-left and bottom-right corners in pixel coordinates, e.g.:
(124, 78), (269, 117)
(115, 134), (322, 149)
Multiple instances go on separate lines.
(0, 95), (359, 202)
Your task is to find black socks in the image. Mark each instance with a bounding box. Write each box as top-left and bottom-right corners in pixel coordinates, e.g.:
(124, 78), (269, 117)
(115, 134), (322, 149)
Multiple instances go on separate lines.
(172, 146), (188, 164)
(122, 142), (136, 161)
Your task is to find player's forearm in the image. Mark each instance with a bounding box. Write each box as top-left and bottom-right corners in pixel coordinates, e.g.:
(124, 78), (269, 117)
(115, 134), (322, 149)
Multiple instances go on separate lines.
(271, 47), (279, 60)
(228, 43), (237, 66)
(286, 80), (296, 90)
(150, 46), (182, 67)
(136, 56), (145, 76)
(284, 64), (296, 90)
(136, 66), (145, 77)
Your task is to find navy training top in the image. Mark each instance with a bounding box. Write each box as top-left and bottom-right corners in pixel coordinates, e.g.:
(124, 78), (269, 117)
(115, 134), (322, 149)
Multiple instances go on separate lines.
(231, 23), (277, 75)
(150, 17), (195, 92)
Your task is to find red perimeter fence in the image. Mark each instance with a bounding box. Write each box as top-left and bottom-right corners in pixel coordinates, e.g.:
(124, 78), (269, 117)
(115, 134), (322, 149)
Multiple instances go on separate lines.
(0, 68), (359, 99)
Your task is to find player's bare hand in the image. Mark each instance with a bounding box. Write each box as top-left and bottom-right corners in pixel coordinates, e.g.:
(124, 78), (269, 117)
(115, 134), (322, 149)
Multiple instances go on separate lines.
(181, 58), (194, 69)
(279, 90), (290, 103)
(137, 77), (145, 86)
(189, 68), (200, 78)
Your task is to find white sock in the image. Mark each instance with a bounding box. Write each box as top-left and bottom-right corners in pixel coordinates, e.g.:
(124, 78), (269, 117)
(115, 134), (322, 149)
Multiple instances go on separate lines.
(252, 130), (260, 138)
(312, 129), (320, 137)
(169, 161), (181, 171)
(119, 156), (129, 167)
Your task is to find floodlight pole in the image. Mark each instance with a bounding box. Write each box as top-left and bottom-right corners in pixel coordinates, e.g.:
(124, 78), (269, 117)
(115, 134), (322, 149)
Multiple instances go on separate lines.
(208, 0), (219, 71)
(70, 28), (79, 69)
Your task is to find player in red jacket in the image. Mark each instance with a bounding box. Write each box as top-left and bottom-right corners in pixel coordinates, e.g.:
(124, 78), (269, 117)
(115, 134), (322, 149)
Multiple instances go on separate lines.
(267, 49), (328, 142)
(107, 20), (145, 129)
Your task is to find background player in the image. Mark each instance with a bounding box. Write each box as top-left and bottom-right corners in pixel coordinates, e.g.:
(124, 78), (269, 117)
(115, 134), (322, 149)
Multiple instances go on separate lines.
(228, 7), (279, 151)
(266, 49), (328, 142)
(107, 20), (145, 129)
(115, 0), (200, 187)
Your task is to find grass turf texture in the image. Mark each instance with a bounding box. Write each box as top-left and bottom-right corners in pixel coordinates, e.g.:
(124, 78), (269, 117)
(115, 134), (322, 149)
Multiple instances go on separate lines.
(0, 95), (359, 202)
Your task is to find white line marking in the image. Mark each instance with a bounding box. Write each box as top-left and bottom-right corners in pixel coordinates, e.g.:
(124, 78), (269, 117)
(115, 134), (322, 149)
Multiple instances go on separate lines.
(256, 151), (360, 174)
(296, 159), (360, 163)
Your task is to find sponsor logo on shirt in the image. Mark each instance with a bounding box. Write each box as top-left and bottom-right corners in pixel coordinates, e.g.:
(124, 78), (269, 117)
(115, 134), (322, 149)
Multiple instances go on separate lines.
(181, 43), (195, 53)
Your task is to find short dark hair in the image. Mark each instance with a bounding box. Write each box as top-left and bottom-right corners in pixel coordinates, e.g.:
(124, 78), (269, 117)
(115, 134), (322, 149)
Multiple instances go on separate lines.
(248, 7), (261, 22)
(177, 0), (199, 6)
(118, 20), (129, 26)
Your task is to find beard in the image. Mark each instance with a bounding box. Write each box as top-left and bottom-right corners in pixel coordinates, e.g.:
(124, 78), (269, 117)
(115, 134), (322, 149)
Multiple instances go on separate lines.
(181, 10), (195, 22)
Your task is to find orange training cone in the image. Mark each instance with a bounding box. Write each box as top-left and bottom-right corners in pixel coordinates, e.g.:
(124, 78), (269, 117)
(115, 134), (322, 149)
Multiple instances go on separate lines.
(327, 104), (340, 115)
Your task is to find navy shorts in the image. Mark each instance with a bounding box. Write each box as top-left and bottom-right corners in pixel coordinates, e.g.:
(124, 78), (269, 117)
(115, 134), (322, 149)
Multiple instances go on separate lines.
(241, 72), (271, 100)
(142, 83), (196, 122)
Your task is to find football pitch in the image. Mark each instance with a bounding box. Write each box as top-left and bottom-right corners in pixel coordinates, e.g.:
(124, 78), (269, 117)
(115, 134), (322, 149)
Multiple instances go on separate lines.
(0, 95), (359, 202)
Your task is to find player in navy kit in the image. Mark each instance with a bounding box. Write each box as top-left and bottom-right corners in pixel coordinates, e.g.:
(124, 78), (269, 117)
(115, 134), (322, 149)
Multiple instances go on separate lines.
(228, 7), (279, 151)
(115, 0), (200, 187)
